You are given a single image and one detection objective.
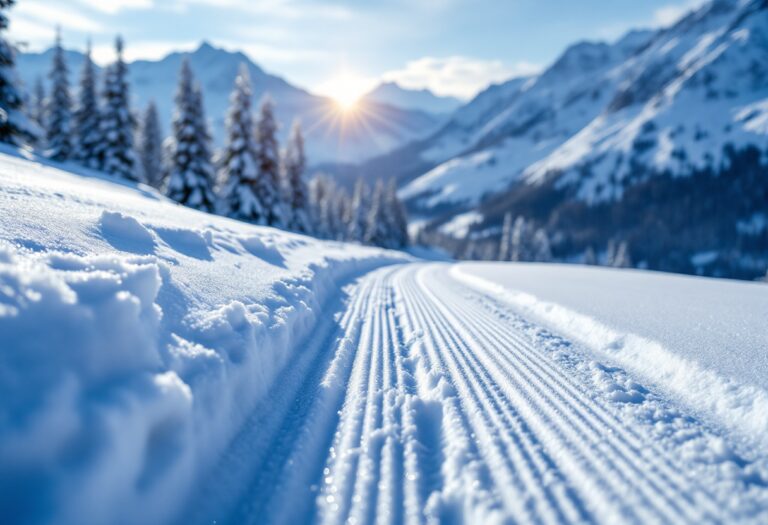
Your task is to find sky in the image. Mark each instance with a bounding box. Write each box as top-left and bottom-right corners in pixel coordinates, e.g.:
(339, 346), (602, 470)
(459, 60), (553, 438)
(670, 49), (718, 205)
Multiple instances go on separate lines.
(9, 0), (705, 103)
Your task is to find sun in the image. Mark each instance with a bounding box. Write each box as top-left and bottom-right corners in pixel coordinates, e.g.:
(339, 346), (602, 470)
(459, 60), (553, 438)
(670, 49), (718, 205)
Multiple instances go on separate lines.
(318, 71), (373, 112)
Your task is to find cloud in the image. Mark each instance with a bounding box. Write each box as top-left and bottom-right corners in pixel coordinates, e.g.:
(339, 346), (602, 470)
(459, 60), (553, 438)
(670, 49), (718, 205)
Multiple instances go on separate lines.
(653, 0), (707, 27)
(75, 0), (155, 14)
(13, 1), (104, 34)
(381, 56), (541, 100)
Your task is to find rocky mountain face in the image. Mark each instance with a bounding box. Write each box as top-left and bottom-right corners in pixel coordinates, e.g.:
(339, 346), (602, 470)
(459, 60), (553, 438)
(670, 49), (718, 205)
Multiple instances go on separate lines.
(392, 0), (767, 279)
(18, 42), (441, 165)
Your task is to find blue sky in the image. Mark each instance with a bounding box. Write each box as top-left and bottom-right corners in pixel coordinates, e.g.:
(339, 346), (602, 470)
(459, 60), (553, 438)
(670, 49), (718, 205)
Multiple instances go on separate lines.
(10, 0), (704, 101)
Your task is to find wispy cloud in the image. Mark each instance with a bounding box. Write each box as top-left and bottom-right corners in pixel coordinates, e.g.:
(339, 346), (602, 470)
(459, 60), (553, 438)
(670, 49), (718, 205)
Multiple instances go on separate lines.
(75, 0), (155, 15)
(652, 0), (706, 27)
(382, 56), (541, 99)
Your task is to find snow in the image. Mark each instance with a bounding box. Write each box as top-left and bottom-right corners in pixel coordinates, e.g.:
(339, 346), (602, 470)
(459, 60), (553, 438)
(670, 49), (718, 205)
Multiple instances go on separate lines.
(402, 0), (768, 213)
(453, 262), (768, 449)
(0, 147), (408, 525)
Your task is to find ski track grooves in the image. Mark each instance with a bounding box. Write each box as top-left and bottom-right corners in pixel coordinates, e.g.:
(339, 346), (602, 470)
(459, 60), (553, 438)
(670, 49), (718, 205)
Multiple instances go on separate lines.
(186, 263), (765, 525)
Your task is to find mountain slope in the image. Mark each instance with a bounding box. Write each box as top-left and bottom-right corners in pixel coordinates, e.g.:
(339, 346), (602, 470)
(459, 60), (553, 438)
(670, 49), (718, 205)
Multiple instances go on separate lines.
(392, 0), (767, 279)
(363, 81), (462, 115)
(18, 42), (440, 165)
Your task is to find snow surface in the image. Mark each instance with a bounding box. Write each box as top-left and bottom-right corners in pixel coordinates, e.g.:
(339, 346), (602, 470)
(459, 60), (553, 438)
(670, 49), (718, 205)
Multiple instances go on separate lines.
(453, 263), (768, 447)
(0, 147), (407, 525)
(4, 147), (768, 524)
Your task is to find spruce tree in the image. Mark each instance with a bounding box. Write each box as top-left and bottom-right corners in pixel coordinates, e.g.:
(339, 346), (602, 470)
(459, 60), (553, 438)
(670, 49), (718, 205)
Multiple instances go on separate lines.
(384, 178), (408, 248)
(45, 28), (73, 161)
(219, 64), (262, 221)
(309, 175), (330, 238)
(166, 60), (216, 212)
(612, 241), (632, 268)
(282, 120), (310, 233)
(98, 36), (139, 181)
(31, 76), (45, 129)
(510, 216), (531, 262)
(532, 228), (552, 262)
(73, 41), (100, 168)
(347, 177), (369, 242)
(0, 0), (35, 145)
(499, 212), (513, 261)
(364, 179), (389, 247)
(137, 101), (164, 189)
(254, 95), (284, 227)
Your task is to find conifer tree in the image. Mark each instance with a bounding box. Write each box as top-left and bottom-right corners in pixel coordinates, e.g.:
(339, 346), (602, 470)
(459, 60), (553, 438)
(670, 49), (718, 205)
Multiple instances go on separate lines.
(364, 179), (390, 247)
(347, 177), (369, 242)
(510, 216), (532, 262)
(73, 41), (100, 168)
(532, 228), (552, 262)
(45, 28), (73, 161)
(309, 175), (330, 237)
(254, 95), (284, 227)
(31, 76), (45, 129)
(498, 212), (513, 261)
(0, 0), (35, 145)
(612, 241), (632, 268)
(584, 246), (597, 265)
(98, 36), (139, 181)
(282, 120), (310, 233)
(166, 60), (216, 212)
(384, 178), (408, 248)
(137, 101), (164, 189)
(219, 64), (262, 221)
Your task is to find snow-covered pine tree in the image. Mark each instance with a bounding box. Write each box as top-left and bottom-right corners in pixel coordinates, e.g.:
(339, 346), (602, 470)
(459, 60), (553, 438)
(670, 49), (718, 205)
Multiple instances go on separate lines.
(612, 241), (632, 268)
(219, 64), (262, 221)
(510, 216), (532, 262)
(532, 228), (552, 262)
(384, 178), (408, 248)
(45, 28), (73, 161)
(308, 175), (329, 237)
(137, 101), (164, 189)
(73, 41), (100, 168)
(254, 95), (285, 227)
(498, 212), (513, 261)
(334, 190), (351, 241)
(31, 76), (45, 129)
(166, 60), (216, 212)
(98, 36), (139, 181)
(347, 177), (369, 242)
(0, 0), (35, 145)
(364, 179), (390, 247)
(282, 120), (311, 233)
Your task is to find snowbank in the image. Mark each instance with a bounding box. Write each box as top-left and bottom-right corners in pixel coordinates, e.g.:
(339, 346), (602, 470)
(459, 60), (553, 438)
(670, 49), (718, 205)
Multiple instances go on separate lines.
(0, 149), (408, 525)
(453, 263), (768, 449)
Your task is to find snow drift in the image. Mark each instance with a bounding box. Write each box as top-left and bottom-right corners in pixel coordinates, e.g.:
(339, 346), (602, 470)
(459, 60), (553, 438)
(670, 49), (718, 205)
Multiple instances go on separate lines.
(0, 148), (408, 525)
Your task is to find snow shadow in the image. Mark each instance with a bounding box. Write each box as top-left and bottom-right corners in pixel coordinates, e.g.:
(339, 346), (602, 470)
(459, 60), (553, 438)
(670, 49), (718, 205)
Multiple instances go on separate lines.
(99, 211), (156, 255)
(239, 236), (286, 268)
(154, 227), (213, 261)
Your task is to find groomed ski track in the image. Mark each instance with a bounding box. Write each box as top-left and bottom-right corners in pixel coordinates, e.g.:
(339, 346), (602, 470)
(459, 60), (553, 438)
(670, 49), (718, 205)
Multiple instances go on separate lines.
(183, 263), (768, 525)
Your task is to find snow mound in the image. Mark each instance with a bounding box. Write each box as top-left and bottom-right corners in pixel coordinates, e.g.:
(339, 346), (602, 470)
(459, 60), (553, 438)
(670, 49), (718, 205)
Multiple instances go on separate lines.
(0, 149), (408, 525)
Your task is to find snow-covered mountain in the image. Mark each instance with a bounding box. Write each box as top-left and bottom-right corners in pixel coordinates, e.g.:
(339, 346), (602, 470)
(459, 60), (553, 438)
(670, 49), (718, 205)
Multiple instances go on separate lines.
(17, 42), (441, 165)
(363, 81), (462, 115)
(390, 0), (768, 279)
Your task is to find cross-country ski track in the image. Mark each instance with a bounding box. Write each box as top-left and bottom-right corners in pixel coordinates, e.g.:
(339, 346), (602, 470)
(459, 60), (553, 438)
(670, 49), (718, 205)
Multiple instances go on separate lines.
(182, 263), (768, 525)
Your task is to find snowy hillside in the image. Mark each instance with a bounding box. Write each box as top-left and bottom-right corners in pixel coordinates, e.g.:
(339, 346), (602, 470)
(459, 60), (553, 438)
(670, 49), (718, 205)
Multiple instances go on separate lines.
(18, 43), (440, 164)
(0, 147), (407, 524)
(394, 0), (768, 279)
(4, 149), (768, 524)
(363, 81), (462, 115)
(402, 0), (768, 209)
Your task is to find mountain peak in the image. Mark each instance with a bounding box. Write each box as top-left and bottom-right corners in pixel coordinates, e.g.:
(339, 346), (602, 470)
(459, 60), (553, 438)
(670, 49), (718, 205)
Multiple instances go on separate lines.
(365, 81), (462, 115)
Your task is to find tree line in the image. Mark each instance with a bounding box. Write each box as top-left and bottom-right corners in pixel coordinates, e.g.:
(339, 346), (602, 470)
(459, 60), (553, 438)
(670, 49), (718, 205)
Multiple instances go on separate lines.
(0, 2), (408, 249)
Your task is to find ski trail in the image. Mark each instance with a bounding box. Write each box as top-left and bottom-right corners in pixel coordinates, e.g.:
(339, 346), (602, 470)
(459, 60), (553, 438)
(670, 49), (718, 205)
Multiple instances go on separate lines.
(186, 263), (768, 525)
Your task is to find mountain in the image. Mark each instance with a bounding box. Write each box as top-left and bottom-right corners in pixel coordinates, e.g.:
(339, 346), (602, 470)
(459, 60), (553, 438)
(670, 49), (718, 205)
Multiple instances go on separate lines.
(386, 0), (768, 279)
(17, 42), (441, 165)
(363, 81), (462, 115)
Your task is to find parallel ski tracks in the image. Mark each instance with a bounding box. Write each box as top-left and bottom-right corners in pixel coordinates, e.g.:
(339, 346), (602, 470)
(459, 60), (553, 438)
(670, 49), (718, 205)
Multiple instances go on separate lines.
(186, 263), (761, 525)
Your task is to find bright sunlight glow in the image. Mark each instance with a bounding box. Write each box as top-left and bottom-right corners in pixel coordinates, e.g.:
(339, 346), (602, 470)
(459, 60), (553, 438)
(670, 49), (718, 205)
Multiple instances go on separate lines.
(317, 71), (375, 111)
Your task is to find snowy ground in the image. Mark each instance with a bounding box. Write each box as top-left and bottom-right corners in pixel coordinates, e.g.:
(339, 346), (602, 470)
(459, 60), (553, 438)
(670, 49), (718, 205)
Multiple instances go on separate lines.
(1, 150), (768, 524)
